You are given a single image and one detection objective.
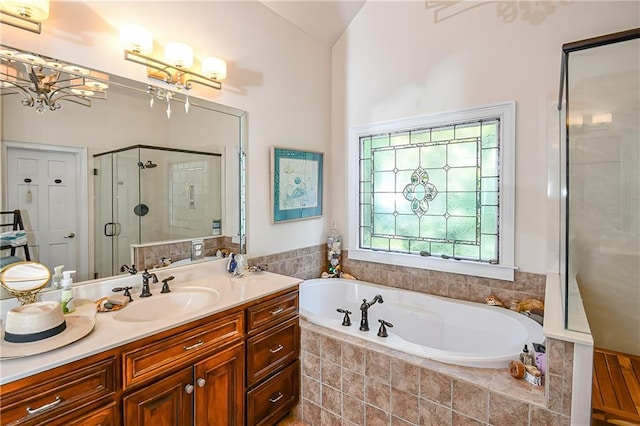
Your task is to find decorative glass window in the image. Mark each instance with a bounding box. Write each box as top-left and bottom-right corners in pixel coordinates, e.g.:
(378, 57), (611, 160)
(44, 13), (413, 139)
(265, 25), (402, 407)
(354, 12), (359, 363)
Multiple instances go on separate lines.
(348, 102), (515, 280)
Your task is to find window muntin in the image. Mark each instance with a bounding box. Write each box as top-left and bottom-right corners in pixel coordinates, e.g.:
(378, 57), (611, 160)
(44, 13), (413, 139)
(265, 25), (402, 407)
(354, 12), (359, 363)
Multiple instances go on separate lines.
(359, 119), (500, 263)
(348, 102), (515, 281)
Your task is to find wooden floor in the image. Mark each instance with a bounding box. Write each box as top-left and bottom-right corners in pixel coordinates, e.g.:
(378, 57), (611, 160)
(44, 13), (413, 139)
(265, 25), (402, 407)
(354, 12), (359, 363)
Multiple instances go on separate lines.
(593, 348), (640, 425)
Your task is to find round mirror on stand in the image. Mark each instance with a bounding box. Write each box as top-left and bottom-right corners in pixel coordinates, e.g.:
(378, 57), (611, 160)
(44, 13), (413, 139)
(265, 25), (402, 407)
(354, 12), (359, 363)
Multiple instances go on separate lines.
(0, 262), (51, 305)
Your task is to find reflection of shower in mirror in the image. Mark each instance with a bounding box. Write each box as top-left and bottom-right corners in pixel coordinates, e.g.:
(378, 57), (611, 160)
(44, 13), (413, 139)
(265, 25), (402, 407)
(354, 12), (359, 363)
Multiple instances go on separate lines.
(138, 160), (158, 169)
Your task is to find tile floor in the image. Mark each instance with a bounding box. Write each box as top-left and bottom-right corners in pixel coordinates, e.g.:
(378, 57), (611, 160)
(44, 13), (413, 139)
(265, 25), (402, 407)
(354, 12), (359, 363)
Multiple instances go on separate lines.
(276, 414), (309, 425)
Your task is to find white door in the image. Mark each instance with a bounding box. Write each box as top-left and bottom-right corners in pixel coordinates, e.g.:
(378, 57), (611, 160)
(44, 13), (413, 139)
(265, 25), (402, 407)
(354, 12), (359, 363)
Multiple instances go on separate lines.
(6, 147), (78, 274)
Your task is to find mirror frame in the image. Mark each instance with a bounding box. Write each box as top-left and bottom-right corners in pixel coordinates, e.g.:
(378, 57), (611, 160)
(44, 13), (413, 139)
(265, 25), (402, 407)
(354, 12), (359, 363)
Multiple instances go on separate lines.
(0, 261), (52, 305)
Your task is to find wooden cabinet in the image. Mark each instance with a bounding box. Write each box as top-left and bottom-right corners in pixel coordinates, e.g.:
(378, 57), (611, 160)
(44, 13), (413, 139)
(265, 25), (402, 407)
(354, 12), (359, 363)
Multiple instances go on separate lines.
(0, 353), (117, 426)
(194, 342), (244, 426)
(0, 286), (300, 426)
(123, 367), (194, 425)
(245, 290), (300, 425)
(121, 311), (245, 426)
(247, 360), (300, 426)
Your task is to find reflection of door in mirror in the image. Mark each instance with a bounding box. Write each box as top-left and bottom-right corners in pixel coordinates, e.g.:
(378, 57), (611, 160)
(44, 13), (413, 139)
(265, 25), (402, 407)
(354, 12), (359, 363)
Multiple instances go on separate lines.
(5, 146), (82, 279)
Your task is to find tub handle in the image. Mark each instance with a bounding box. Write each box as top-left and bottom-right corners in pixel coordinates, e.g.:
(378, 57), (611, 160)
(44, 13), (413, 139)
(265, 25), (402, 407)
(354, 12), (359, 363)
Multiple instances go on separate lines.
(377, 319), (394, 338)
(337, 308), (352, 326)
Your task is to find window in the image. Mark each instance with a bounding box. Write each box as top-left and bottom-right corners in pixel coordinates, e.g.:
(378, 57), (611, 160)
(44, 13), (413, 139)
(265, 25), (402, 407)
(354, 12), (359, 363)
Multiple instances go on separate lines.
(348, 102), (515, 280)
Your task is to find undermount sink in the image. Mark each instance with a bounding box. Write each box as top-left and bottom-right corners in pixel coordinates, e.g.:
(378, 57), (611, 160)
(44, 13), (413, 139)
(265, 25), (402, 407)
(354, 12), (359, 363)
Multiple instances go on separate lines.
(113, 287), (220, 322)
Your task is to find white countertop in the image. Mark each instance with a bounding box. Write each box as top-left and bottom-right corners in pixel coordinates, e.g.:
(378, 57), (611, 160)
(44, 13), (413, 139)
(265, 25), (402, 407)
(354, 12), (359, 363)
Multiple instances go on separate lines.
(0, 259), (301, 385)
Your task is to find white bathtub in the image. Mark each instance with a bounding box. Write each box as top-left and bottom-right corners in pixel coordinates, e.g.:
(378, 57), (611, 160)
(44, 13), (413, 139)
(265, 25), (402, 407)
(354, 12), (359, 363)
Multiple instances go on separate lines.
(300, 278), (545, 369)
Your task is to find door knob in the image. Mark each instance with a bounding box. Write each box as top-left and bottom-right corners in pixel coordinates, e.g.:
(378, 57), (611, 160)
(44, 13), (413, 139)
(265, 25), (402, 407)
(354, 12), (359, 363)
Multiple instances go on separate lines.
(185, 384), (194, 394)
(197, 378), (206, 387)
(64, 233), (75, 239)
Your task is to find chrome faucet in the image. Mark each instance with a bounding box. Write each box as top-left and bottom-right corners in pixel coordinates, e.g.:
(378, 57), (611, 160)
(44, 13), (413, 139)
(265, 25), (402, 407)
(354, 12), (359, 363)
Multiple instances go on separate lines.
(359, 294), (384, 331)
(140, 269), (158, 298)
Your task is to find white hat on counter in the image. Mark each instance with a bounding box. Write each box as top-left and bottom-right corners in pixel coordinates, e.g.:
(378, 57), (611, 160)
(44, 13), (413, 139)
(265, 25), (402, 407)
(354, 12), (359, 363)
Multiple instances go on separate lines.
(0, 301), (94, 358)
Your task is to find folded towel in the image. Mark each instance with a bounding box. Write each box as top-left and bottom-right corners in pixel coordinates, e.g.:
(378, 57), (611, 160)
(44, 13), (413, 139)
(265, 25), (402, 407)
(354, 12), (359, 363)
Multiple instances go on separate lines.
(1, 231), (27, 247)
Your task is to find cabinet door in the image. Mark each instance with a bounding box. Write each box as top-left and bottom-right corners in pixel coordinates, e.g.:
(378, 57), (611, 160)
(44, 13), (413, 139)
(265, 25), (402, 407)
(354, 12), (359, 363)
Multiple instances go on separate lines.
(194, 342), (245, 426)
(123, 367), (193, 426)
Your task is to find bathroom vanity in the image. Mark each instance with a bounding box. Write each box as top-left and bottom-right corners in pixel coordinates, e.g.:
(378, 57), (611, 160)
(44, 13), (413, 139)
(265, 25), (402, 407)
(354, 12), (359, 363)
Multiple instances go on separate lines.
(0, 260), (301, 426)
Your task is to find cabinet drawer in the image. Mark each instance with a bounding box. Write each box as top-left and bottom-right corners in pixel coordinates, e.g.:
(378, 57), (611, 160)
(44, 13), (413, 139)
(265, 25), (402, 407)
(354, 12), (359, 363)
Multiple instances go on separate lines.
(246, 360), (300, 426)
(123, 311), (243, 389)
(247, 291), (298, 334)
(1, 357), (116, 426)
(64, 401), (118, 426)
(247, 317), (299, 387)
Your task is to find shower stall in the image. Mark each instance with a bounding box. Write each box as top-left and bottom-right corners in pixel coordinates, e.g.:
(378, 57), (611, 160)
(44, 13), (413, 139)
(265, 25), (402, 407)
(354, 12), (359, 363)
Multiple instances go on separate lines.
(94, 145), (222, 278)
(559, 29), (639, 355)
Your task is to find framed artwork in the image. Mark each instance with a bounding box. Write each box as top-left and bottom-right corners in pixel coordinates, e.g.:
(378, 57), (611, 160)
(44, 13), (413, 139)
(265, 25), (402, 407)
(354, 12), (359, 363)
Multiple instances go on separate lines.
(271, 147), (323, 223)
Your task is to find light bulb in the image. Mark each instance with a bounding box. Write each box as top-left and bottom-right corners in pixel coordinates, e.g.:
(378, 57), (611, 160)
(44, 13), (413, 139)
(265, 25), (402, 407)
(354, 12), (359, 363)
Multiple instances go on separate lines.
(201, 57), (227, 80)
(165, 42), (193, 68)
(0, 0), (50, 20)
(120, 25), (153, 54)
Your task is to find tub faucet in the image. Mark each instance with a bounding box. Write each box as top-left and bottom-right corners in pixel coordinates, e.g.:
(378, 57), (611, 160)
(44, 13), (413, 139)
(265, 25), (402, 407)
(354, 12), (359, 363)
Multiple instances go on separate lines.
(359, 294), (383, 331)
(140, 269), (158, 298)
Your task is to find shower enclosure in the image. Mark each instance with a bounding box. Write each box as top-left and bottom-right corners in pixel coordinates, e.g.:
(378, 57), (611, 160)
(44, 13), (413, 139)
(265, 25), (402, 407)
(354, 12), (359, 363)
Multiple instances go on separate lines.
(94, 145), (222, 278)
(559, 29), (639, 355)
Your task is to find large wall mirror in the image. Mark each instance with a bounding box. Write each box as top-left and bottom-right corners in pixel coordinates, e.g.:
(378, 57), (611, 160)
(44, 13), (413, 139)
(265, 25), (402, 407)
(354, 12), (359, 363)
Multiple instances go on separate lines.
(0, 45), (246, 297)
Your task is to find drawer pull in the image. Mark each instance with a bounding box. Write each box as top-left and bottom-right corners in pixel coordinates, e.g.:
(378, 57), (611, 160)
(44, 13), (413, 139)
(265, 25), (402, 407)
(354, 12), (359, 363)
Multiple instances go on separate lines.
(185, 384), (194, 394)
(269, 392), (284, 403)
(269, 344), (284, 354)
(197, 378), (206, 388)
(270, 307), (284, 315)
(183, 340), (204, 351)
(26, 395), (63, 414)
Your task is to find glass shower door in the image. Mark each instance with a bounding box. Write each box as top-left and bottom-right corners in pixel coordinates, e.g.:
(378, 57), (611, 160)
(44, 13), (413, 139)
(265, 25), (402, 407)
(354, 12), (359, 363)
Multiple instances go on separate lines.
(94, 148), (141, 278)
(563, 31), (640, 354)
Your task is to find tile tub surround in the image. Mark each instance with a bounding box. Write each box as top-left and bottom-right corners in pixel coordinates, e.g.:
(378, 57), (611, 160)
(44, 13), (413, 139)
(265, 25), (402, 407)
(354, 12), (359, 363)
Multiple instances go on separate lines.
(297, 321), (571, 426)
(249, 245), (546, 306)
(132, 236), (237, 271)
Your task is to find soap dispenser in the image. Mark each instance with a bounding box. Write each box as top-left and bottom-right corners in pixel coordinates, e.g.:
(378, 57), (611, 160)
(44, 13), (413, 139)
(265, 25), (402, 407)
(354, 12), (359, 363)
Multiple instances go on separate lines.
(61, 270), (77, 314)
(52, 265), (64, 289)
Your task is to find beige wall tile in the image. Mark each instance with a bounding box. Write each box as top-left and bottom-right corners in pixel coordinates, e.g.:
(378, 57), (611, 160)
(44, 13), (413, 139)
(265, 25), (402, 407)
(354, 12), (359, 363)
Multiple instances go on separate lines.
(391, 388), (420, 424)
(488, 392), (529, 426)
(419, 398), (452, 426)
(452, 380), (489, 423)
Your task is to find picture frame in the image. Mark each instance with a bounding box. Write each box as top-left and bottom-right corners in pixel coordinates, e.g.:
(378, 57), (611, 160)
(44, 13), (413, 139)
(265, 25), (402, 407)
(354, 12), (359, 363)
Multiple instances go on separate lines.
(271, 147), (323, 223)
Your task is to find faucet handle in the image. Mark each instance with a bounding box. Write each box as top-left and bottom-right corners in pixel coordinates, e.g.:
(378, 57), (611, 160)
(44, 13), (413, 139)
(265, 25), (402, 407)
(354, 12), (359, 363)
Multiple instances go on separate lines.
(160, 276), (175, 293)
(112, 286), (133, 302)
(337, 308), (352, 326)
(377, 319), (394, 338)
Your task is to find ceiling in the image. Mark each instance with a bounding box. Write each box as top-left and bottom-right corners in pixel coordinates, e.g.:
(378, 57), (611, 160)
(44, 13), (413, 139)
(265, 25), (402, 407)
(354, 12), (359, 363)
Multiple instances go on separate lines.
(261, 1), (366, 47)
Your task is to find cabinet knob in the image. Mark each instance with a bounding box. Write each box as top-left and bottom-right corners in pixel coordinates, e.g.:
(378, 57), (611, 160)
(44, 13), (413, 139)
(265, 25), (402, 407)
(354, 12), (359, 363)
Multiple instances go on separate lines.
(185, 384), (194, 394)
(197, 378), (206, 388)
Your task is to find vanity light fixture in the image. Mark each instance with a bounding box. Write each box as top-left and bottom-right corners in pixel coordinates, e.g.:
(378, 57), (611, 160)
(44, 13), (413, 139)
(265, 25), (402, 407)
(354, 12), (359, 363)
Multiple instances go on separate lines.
(0, 45), (109, 112)
(0, 0), (49, 33)
(121, 26), (227, 92)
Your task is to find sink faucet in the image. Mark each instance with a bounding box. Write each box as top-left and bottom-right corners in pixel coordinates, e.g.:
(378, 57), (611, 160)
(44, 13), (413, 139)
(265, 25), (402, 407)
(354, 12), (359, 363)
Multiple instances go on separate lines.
(359, 294), (383, 331)
(120, 264), (137, 275)
(140, 269), (158, 298)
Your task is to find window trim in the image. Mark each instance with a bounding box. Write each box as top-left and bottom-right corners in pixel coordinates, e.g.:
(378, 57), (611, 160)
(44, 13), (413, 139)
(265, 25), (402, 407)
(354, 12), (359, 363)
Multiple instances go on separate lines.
(348, 101), (516, 281)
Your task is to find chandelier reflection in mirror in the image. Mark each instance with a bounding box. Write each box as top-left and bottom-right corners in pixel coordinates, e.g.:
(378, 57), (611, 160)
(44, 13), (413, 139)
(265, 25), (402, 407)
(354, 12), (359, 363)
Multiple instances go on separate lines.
(0, 46), (109, 113)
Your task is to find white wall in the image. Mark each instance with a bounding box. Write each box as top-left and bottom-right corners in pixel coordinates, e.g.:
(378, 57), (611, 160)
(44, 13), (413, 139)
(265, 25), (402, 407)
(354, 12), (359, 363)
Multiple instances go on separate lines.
(331, 1), (639, 274)
(0, 0), (332, 257)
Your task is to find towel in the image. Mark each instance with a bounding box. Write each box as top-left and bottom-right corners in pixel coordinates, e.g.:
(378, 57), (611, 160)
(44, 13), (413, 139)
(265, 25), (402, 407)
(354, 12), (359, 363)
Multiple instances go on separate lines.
(1, 231), (27, 247)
